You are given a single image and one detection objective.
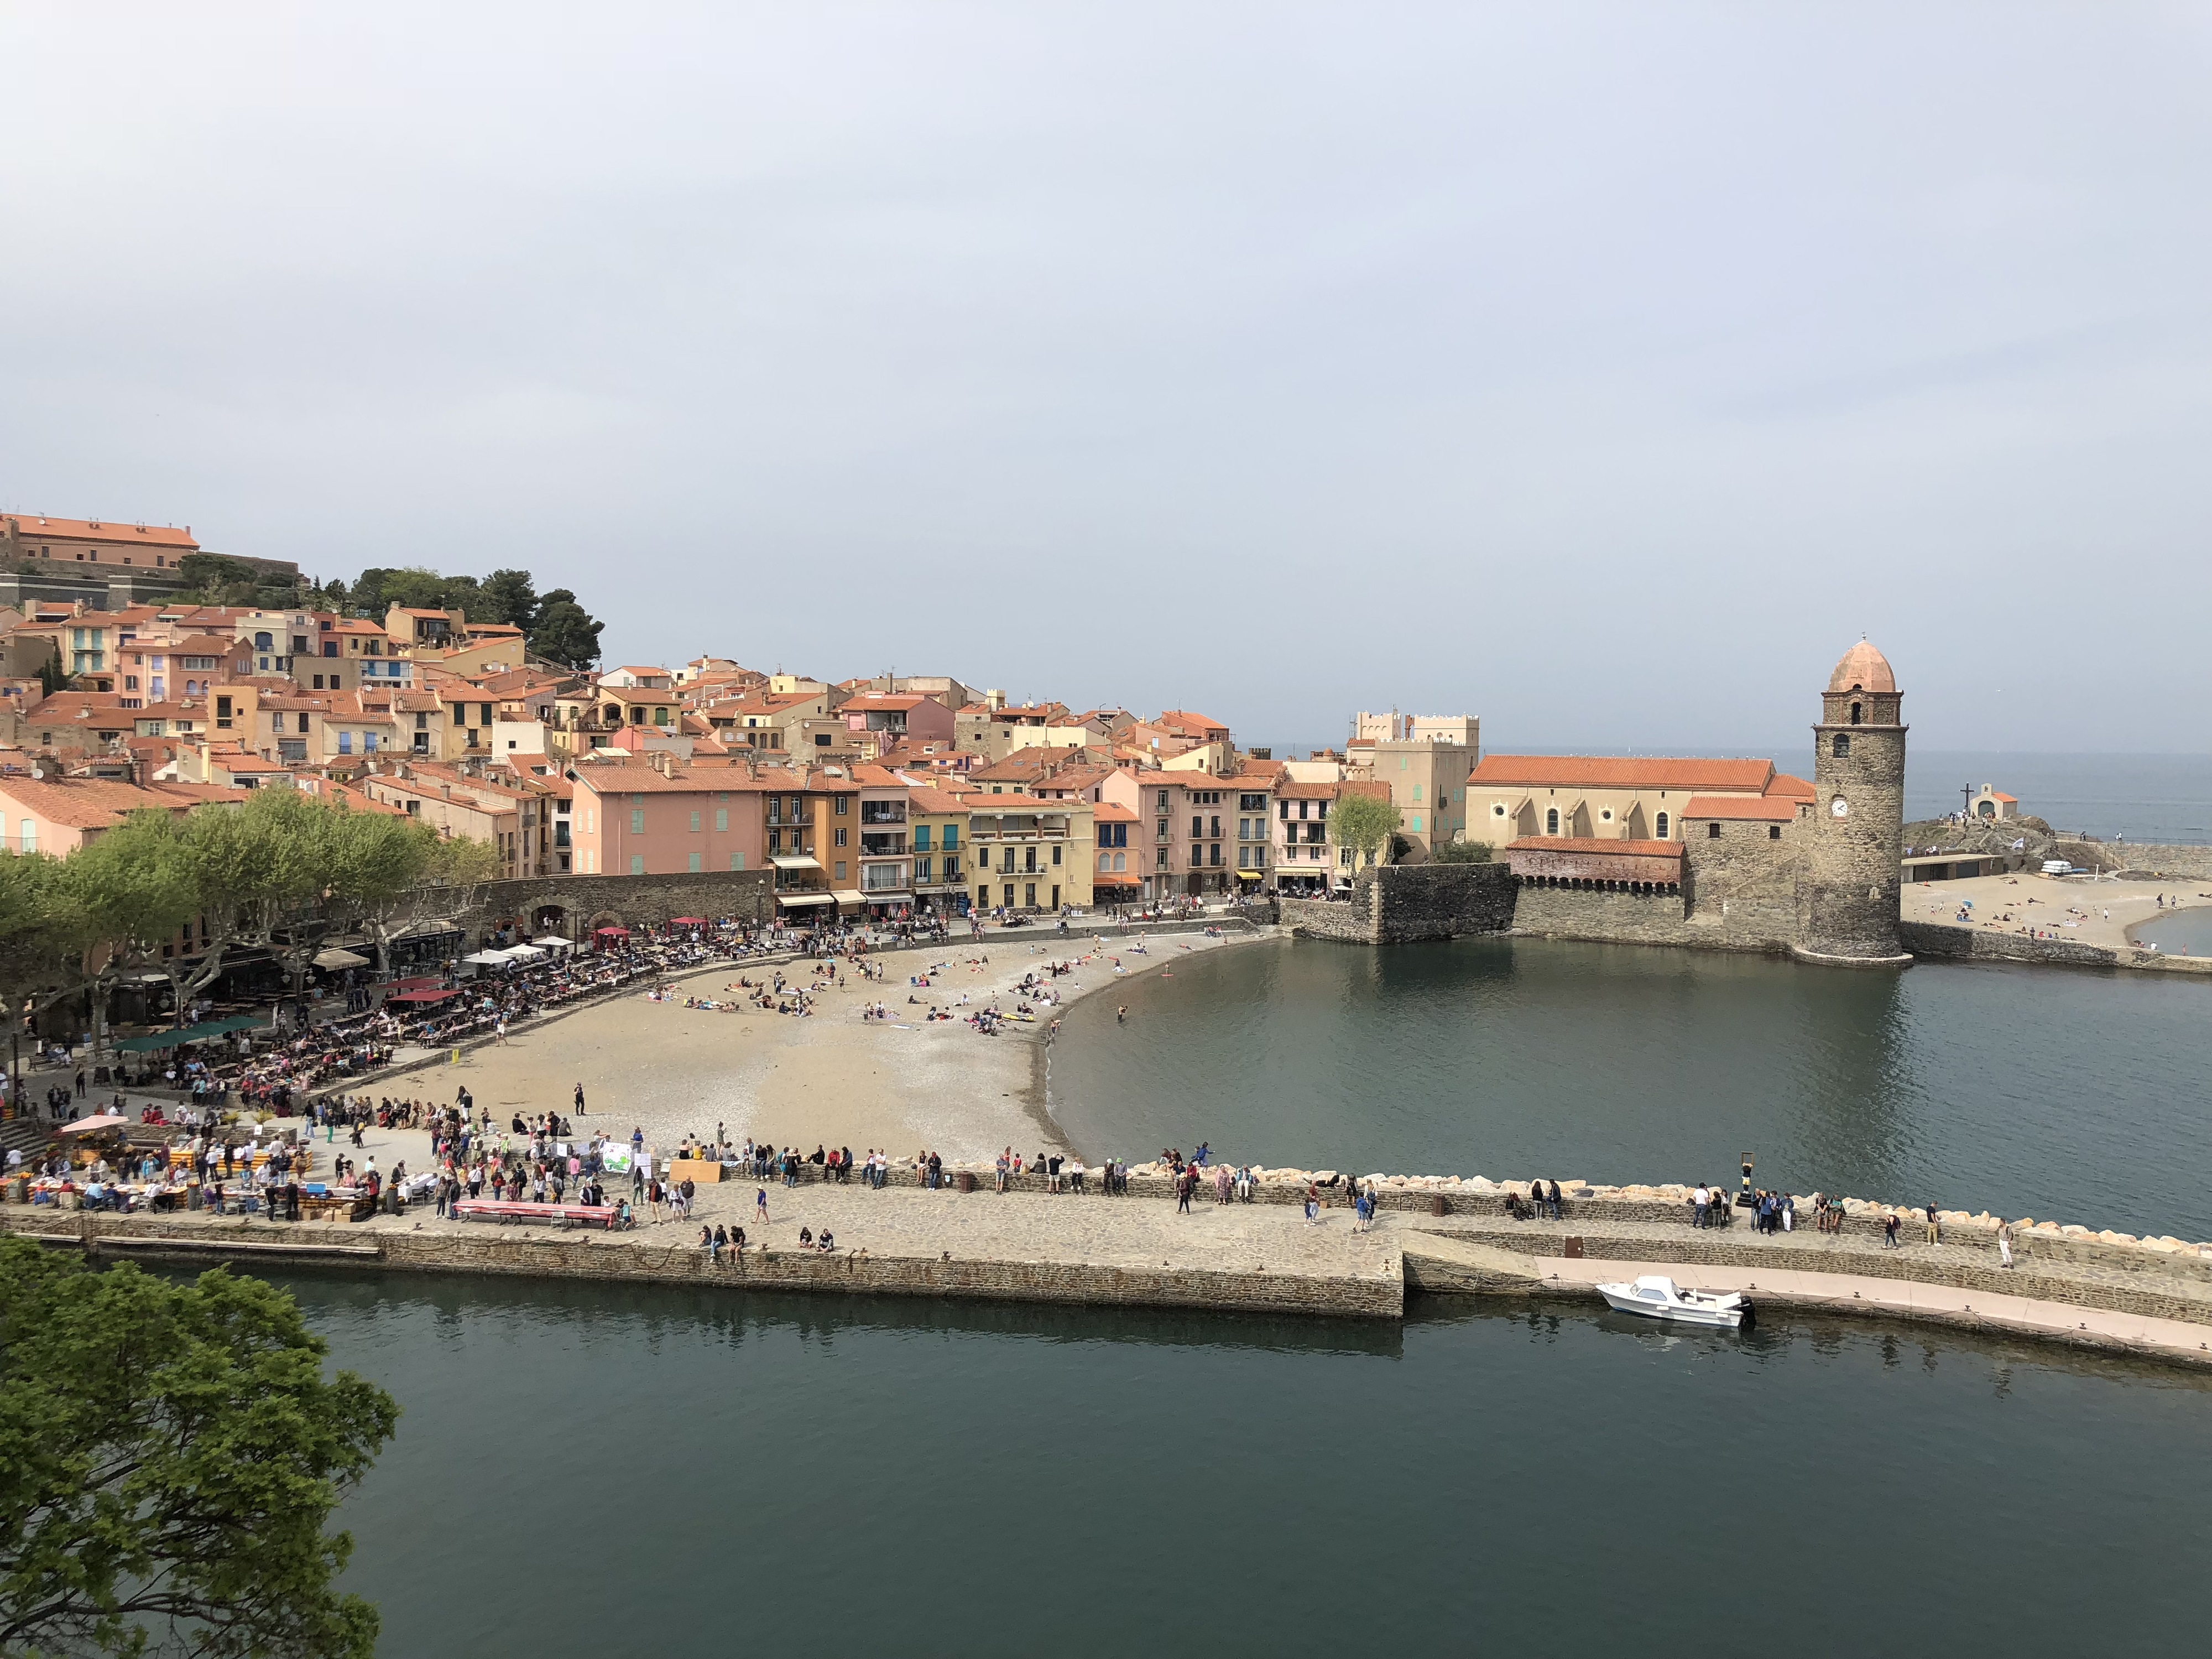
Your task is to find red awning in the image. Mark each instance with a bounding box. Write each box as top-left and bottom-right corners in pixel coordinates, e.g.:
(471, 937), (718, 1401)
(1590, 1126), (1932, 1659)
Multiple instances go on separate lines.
(595, 925), (630, 937)
(669, 917), (707, 925)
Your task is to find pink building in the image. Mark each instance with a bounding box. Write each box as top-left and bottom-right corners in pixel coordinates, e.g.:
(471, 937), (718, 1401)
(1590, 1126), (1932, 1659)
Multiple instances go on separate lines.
(568, 757), (768, 878)
(844, 693), (956, 748)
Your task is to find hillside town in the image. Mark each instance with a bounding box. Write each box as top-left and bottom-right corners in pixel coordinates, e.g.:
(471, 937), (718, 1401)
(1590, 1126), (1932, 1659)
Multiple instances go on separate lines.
(0, 514), (1866, 941)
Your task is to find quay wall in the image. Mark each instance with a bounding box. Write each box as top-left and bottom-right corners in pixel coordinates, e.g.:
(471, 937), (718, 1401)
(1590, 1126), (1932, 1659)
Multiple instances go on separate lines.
(0, 1212), (1400, 1319)
(1899, 920), (2212, 975)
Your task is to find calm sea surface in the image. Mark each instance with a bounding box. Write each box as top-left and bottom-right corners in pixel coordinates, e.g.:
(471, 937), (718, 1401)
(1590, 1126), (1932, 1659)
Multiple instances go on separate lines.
(1046, 938), (2211, 1240)
(288, 937), (2211, 1653)
(298, 1274), (2212, 1658)
(1903, 751), (2211, 843)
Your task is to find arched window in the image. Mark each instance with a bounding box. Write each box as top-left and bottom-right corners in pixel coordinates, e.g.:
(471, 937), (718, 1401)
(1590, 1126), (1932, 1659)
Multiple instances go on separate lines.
(1656, 811), (1670, 838)
(1832, 733), (1850, 757)
(1545, 807), (1559, 835)
(1850, 701), (1863, 726)
(253, 631), (273, 650)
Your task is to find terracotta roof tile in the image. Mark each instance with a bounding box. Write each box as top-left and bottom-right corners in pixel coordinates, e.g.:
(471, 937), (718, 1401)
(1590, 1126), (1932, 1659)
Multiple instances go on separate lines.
(1467, 755), (1775, 792)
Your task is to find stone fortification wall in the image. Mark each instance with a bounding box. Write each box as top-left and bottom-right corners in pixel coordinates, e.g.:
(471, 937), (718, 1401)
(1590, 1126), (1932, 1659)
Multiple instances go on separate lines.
(1683, 817), (1802, 940)
(1898, 921), (2212, 975)
(456, 868), (775, 941)
(1509, 884), (1794, 953)
(1280, 864), (1515, 944)
(2102, 844), (2212, 880)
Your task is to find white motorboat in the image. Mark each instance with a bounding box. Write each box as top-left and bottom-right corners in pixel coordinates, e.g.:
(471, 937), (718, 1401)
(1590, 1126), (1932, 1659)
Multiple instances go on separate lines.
(1597, 1274), (1754, 1328)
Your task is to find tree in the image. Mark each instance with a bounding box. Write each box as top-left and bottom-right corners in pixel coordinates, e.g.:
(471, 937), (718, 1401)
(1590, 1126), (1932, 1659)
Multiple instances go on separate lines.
(529, 590), (603, 669)
(59, 794), (491, 1031)
(355, 834), (500, 975)
(0, 1238), (397, 1658)
(0, 853), (99, 1063)
(1431, 837), (1495, 864)
(1331, 790), (1402, 871)
(474, 568), (539, 632)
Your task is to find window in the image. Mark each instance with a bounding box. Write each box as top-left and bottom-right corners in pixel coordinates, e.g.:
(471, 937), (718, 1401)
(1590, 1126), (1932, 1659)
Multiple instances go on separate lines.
(630, 854), (645, 875)
(690, 811), (701, 832)
(1410, 815), (1422, 832)
(1051, 844), (1062, 865)
(835, 861), (847, 880)
(1157, 847), (1168, 868)
(730, 853), (745, 870)
(1493, 804), (1506, 818)
(1413, 785), (1423, 804)
(337, 732), (352, 755)
(836, 796), (849, 815)
(1546, 808), (1559, 834)
(913, 825), (932, 851)
(631, 809), (645, 834)
(1850, 702), (1863, 726)
(688, 852), (702, 872)
(1191, 816), (1203, 838)
(1832, 733), (1850, 757)
(1708, 822), (1722, 838)
(1656, 811), (1670, 838)
(942, 825), (958, 850)
(835, 826), (848, 847)
(1768, 824), (1782, 840)
(1157, 790), (1170, 809)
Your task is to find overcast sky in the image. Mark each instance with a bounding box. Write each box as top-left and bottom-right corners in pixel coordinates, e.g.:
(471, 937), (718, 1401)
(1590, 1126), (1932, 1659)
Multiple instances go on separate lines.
(4, 3), (2208, 757)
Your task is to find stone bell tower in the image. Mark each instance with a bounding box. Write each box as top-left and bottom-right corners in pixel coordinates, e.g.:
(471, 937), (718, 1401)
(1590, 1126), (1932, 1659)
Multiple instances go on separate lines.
(1793, 639), (1911, 966)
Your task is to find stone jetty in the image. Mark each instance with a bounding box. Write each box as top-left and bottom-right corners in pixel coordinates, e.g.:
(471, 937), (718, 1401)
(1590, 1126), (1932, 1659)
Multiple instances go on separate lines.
(7, 1159), (2210, 1369)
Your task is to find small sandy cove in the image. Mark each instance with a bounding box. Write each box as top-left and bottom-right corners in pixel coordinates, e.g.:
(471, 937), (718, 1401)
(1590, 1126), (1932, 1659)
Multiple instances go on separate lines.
(358, 927), (1264, 1168)
(1902, 870), (2212, 953)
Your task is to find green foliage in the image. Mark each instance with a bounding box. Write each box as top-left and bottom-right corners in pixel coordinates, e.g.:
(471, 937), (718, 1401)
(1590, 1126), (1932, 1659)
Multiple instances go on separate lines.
(1330, 790), (1402, 867)
(8, 793), (497, 1017)
(35, 649), (66, 698)
(166, 556), (304, 612)
(0, 1238), (397, 1658)
(474, 569), (539, 632)
(529, 589), (603, 669)
(1430, 837), (1495, 864)
(333, 565), (555, 641)
(0, 854), (99, 1046)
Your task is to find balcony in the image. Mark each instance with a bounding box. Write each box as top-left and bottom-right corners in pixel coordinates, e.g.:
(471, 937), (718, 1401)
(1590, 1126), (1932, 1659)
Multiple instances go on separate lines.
(859, 803), (906, 825)
(860, 833), (906, 857)
(765, 813), (815, 828)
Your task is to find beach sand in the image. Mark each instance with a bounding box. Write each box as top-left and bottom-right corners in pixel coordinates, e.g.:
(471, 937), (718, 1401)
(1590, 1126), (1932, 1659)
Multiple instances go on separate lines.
(353, 926), (1269, 1165)
(1902, 870), (2212, 952)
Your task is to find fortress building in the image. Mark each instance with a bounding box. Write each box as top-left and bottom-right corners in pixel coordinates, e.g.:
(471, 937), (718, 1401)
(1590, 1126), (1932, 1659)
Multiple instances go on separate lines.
(1474, 640), (1912, 966)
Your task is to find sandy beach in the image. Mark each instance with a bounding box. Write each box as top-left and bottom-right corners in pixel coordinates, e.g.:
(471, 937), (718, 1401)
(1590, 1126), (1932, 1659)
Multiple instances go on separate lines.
(1902, 870), (2212, 953)
(346, 925), (1272, 1167)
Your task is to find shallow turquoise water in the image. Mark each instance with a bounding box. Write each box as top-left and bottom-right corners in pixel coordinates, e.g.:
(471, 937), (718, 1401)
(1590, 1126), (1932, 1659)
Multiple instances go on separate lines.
(1046, 937), (2211, 1239)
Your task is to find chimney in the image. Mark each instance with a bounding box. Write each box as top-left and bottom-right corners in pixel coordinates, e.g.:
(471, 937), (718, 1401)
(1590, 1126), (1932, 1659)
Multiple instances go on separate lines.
(646, 748), (677, 777)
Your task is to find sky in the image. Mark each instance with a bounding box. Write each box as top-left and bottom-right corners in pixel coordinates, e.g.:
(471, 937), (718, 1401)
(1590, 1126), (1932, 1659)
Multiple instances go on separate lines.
(4, 2), (2208, 759)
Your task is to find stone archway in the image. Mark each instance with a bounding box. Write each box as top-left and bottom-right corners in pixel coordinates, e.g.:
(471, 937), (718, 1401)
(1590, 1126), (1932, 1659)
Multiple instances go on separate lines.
(531, 902), (570, 937)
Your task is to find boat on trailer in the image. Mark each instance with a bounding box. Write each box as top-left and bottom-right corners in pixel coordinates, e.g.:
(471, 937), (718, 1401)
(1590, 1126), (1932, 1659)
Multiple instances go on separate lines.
(1597, 1274), (1754, 1328)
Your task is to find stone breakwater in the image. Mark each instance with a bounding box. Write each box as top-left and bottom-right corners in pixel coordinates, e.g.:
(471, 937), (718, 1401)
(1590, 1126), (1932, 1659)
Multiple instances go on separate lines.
(1111, 1163), (2212, 1264)
(11, 1156), (2211, 1367)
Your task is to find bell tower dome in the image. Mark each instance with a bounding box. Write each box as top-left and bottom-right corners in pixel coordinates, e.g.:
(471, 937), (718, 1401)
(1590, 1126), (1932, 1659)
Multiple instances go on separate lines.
(1794, 639), (1912, 966)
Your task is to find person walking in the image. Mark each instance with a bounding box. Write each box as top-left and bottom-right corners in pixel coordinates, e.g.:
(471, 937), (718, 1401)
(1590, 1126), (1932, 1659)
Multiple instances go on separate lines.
(1923, 1202), (1941, 1246)
(574, 1082), (587, 1118)
(755, 1186), (770, 1225)
(1996, 1218), (2015, 1269)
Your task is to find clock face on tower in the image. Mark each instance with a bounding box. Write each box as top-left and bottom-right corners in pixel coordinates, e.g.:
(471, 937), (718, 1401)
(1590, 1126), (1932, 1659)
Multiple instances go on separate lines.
(1831, 797), (1850, 818)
